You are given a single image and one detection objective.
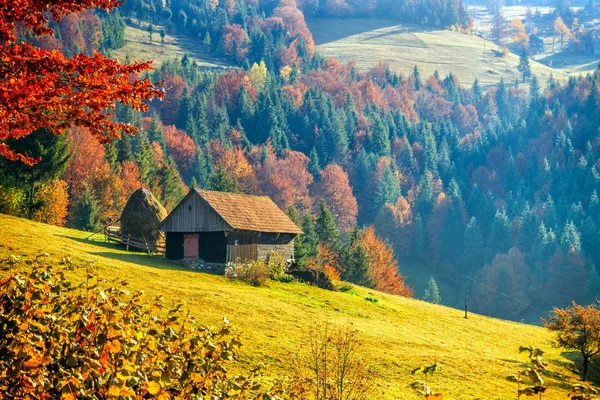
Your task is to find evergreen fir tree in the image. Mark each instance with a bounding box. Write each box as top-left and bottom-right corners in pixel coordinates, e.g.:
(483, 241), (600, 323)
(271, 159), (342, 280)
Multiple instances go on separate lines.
(487, 208), (512, 261)
(463, 216), (485, 275)
(517, 50), (532, 82)
(315, 199), (341, 248)
(208, 167), (237, 193)
(69, 183), (101, 231)
(308, 147), (321, 180)
(423, 277), (442, 304)
(342, 228), (373, 287)
(375, 162), (401, 211)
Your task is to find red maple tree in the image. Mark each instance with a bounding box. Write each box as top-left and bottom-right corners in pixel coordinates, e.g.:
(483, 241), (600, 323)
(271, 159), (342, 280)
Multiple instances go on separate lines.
(0, 0), (163, 165)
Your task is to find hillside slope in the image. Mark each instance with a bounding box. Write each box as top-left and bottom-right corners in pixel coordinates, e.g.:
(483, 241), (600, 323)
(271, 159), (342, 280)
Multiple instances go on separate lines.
(308, 18), (569, 87)
(0, 214), (588, 399)
(111, 23), (231, 69)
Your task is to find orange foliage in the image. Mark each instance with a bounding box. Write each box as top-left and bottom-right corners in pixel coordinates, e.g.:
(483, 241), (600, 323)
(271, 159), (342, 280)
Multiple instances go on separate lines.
(273, 3), (314, 57)
(259, 150), (313, 212)
(360, 227), (413, 296)
(222, 24), (249, 63)
(31, 180), (69, 226)
(308, 244), (341, 280)
(120, 160), (142, 196)
(211, 140), (259, 193)
(62, 127), (127, 222)
(0, 0), (162, 165)
(282, 83), (308, 107)
(214, 70), (257, 109)
(164, 126), (196, 176)
(160, 74), (187, 125)
(316, 164), (358, 234)
(452, 103), (479, 135)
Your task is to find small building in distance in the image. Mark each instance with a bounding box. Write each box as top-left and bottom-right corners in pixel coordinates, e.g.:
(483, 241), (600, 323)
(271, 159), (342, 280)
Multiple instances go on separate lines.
(529, 34), (544, 54)
(160, 189), (302, 263)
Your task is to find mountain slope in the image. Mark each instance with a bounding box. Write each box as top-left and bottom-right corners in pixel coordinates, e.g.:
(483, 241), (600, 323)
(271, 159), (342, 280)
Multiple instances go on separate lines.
(0, 213), (587, 399)
(308, 18), (570, 87)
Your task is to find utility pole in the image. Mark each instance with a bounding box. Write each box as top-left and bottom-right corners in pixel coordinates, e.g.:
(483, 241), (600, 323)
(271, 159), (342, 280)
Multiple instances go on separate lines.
(464, 277), (469, 319)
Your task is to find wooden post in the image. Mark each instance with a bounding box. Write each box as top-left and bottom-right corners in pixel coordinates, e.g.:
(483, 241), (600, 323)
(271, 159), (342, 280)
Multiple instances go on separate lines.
(464, 277), (469, 319)
(126, 234), (130, 251)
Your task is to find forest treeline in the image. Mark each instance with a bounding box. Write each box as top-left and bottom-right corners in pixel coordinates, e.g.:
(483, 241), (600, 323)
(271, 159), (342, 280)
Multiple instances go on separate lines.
(1, 0), (599, 320)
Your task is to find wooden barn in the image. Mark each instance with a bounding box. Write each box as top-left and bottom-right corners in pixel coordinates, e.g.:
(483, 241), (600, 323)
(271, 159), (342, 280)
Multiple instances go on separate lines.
(159, 189), (302, 263)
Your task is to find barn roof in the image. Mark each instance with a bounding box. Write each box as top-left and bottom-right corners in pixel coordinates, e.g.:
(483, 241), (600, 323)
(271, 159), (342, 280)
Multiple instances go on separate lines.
(195, 189), (303, 234)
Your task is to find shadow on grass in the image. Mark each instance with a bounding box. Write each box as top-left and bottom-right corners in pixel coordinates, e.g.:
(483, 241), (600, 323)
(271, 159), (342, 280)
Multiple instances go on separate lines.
(307, 18), (438, 45)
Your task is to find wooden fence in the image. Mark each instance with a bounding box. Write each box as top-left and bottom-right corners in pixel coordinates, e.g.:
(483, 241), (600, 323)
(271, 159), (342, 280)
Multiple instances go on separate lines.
(104, 226), (165, 256)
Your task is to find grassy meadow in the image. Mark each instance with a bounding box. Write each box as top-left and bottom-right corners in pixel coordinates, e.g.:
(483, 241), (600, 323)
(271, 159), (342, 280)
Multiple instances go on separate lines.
(0, 213), (592, 398)
(307, 18), (571, 87)
(111, 23), (231, 69)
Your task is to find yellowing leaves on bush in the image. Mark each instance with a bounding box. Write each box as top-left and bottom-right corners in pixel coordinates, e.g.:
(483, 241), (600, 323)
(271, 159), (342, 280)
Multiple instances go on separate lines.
(0, 254), (299, 399)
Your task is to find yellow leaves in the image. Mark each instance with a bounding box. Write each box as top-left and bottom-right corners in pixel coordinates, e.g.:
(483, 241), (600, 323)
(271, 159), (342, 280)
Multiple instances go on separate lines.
(105, 339), (121, 354)
(23, 355), (51, 368)
(145, 381), (160, 395)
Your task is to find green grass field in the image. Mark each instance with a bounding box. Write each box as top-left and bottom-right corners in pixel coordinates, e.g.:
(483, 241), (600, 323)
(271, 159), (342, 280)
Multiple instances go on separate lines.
(0, 213), (591, 399)
(307, 18), (572, 87)
(111, 23), (231, 69)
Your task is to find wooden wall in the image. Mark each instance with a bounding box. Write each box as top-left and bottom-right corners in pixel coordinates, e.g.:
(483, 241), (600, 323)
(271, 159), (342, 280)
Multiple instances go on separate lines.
(160, 191), (231, 233)
(226, 231), (258, 262)
(257, 233), (295, 261)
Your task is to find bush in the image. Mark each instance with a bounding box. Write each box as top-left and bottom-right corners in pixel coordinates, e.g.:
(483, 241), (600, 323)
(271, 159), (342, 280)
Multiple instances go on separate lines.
(266, 251), (289, 280)
(0, 253), (287, 398)
(226, 252), (292, 286)
(337, 282), (354, 292)
(225, 259), (271, 286)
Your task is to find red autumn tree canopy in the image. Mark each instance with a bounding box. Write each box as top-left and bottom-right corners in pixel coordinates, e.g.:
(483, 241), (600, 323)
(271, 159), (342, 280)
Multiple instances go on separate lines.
(0, 0), (163, 165)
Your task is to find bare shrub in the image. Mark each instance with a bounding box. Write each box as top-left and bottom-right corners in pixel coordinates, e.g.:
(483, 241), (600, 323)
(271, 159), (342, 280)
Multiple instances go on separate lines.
(288, 322), (374, 400)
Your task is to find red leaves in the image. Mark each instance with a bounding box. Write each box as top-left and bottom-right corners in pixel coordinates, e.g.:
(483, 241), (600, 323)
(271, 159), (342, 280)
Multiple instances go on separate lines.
(0, 0), (163, 164)
(0, 0), (121, 45)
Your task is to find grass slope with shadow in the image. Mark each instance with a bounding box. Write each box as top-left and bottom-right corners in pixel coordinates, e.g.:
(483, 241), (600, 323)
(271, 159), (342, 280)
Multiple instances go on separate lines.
(0, 213), (592, 399)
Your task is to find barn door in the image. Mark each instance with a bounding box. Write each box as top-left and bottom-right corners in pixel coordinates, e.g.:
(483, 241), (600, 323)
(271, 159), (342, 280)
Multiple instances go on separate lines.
(183, 234), (199, 258)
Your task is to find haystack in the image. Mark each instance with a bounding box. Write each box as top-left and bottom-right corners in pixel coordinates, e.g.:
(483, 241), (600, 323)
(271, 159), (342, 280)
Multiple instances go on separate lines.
(120, 188), (168, 246)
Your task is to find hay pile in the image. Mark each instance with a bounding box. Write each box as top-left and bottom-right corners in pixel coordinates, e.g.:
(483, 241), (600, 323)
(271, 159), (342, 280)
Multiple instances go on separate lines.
(120, 188), (168, 246)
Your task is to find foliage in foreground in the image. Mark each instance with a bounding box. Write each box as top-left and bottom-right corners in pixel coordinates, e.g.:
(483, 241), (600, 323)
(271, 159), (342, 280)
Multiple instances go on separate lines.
(287, 322), (375, 400)
(543, 302), (600, 382)
(0, 254), (290, 399)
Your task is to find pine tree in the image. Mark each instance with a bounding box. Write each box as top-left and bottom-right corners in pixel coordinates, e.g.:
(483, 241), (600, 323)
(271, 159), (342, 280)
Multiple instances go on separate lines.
(472, 78), (482, 105)
(69, 182), (101, 231)
(135, 134), (155, 185)
(423, 277), (442, 304)
(315, 199), (341, 248)
(375, 162), (401, 212)
(517, 49), (532, 82)
(463, 216), (485, 275)
(370, 116), (391, 156)
(561, 220), (582, 253)
(308, 147), (321, 180)
(208, 167), (237, 193)
(295, 214), (319, 266)
(416, 171), (435, 217)
(342, 228), (373, 287)
(487, 208), (512, 261)
(116, 134), (134, 162)
(0, 128), (71, 219)
(412, 214), (427, 261)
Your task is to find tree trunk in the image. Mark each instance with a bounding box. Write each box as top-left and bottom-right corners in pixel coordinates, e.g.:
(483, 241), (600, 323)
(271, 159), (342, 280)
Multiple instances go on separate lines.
(583, 355), (589, 381)
(27, 179), (35, 220)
